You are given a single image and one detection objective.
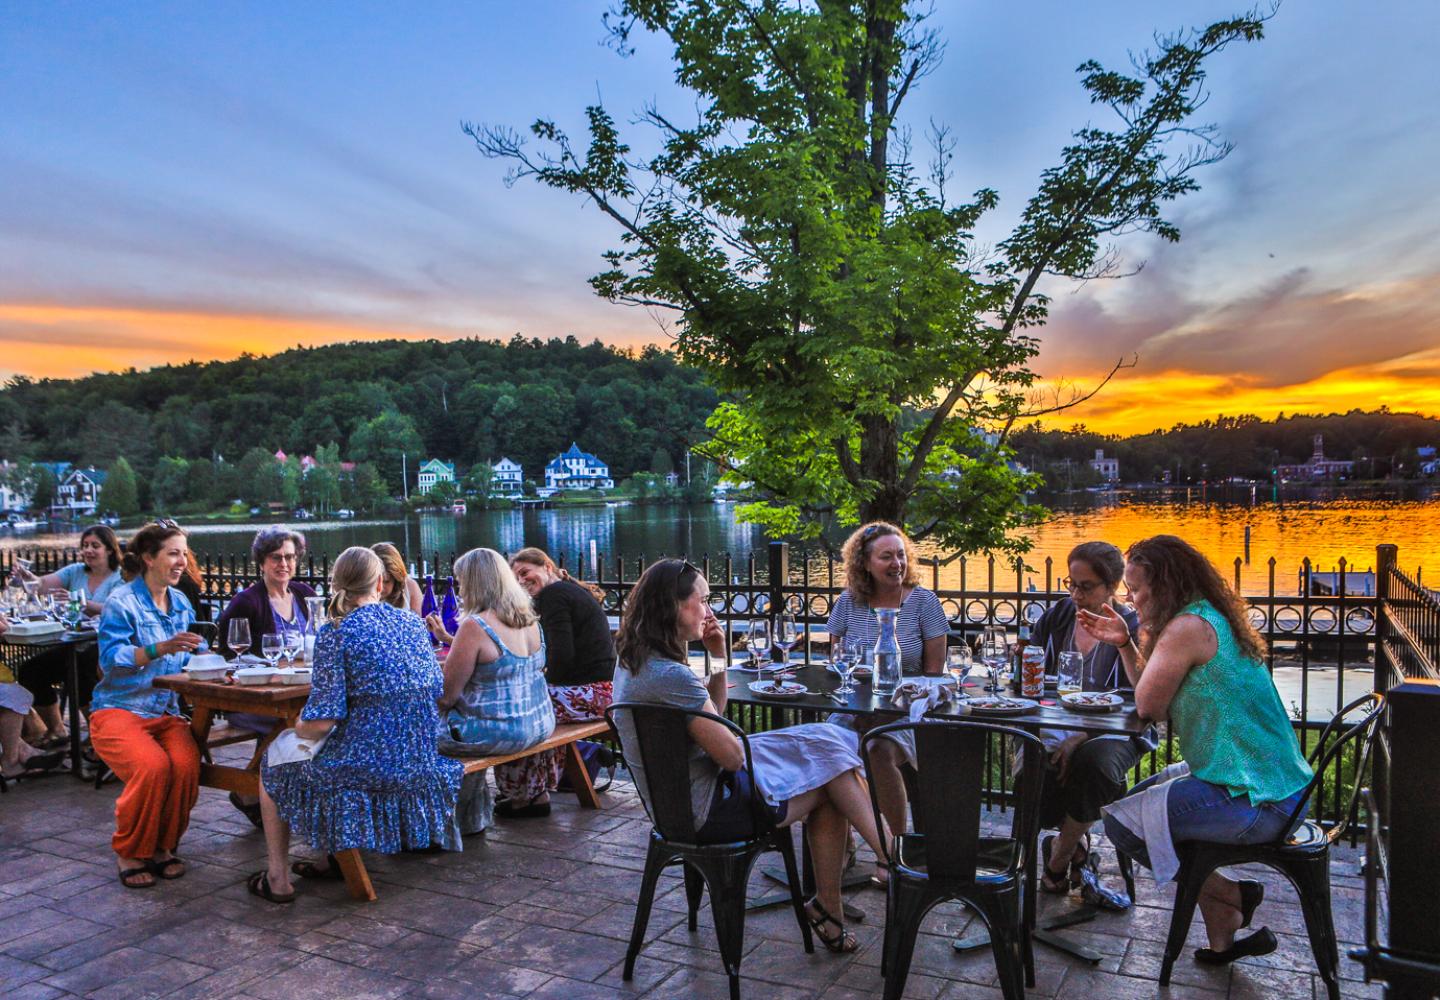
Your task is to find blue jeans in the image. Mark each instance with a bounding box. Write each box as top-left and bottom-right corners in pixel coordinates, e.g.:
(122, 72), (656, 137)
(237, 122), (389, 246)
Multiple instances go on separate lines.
(1103, 771), (1305, 871)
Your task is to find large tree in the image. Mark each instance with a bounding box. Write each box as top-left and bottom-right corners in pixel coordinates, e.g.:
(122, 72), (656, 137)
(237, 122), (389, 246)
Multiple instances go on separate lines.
(470, 2), (1266, 552)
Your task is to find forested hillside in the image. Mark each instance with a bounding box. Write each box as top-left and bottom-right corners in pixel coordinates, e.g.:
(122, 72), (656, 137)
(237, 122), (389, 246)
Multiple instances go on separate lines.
(0, 336), (717, 497)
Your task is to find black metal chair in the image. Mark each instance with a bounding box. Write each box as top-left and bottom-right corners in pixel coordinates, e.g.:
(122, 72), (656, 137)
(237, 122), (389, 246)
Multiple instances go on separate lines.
(1154, 691), (1386, 999)
(606, 702), (812, 1000)
(861, 719), (1047, 1000)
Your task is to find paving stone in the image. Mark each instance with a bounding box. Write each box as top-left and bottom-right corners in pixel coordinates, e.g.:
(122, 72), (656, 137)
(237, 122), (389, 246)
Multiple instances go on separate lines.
(241, 955), (413, 1000)
(39, 945), (211, 997)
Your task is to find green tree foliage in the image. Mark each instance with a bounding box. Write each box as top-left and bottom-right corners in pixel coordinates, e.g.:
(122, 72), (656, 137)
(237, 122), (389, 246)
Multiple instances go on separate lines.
(101, 458), (140, 516)
(349, 410), (425, 495)
(150, 456), (191, 511)
(236, 447), (283, 507)
(470, 2), (1266, 553)
(343, 463), (387, 512)
(427, 479), (461, 506)
(30, 464), (57, 510)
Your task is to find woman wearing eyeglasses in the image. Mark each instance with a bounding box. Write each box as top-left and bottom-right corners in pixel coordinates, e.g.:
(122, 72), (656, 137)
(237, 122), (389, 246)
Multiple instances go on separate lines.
(215, 525), (315, 825)
(1027, 541), (1150, 895)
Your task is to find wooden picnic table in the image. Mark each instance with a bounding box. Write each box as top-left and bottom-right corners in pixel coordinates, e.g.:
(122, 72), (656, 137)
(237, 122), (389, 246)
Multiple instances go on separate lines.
(152, 673), (310, 795)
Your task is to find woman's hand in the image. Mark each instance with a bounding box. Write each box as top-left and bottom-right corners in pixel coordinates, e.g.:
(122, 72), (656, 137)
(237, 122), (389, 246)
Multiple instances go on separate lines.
(700, 607), (727, 659)
(158, 632), (204, 656)
(425, 613), (453, 646)
(1076, 604), (1131, 648)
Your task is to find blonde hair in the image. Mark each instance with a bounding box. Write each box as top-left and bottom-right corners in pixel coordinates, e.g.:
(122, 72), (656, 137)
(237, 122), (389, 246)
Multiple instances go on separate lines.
(327, 546), (383, 621)
(511, 546), (606, 602)
(370, 542), (409, 609)
(454, 547), (537, 629)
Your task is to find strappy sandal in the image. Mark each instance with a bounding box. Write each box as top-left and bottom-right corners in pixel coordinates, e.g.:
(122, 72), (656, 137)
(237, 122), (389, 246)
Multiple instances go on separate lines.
(247, 871), (296, 904)
(805, 897), (858, 953)
(1040, 835), (1077, 894)
(148, 856), (185, 880)
(291, 854), (344, 880)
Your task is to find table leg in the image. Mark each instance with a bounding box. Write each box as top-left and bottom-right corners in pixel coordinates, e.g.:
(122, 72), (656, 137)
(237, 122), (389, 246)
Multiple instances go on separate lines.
(65, 646), (85, 779)
(333, 848), (377, 902)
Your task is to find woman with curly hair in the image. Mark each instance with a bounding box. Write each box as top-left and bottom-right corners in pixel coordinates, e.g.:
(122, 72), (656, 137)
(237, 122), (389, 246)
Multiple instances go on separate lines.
(1083, 535), (1312, 967)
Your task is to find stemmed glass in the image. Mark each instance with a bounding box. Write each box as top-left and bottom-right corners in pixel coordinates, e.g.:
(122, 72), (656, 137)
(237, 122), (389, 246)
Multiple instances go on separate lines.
(228, 618), (252, 660)
(61, 592), (85, 631)
(833, 635), (862, 695)
(980, 627), (1009, 694)
(748, 617), (771, 670)
(773, 611), (800, 666)
(282, 626), (303, 667)
(261, 633), (283, 671)
(947, 642), (973, 694)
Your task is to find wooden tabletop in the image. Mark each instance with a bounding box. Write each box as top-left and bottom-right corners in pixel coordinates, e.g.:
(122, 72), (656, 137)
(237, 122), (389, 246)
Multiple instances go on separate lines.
(153, 673), (310, 713)
(724, 664), (1152, 736)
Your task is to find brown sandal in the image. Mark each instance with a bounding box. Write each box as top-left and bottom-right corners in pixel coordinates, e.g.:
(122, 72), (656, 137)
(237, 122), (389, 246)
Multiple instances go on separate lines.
(291, 854), (343, 880)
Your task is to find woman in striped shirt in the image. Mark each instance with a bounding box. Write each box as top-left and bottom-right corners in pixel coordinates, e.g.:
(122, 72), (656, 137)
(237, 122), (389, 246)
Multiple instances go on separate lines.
(825, 522), (949, 838)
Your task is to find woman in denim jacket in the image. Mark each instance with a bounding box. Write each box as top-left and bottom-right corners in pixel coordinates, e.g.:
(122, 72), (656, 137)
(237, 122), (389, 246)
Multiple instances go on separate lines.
(92, 522), (206, 890)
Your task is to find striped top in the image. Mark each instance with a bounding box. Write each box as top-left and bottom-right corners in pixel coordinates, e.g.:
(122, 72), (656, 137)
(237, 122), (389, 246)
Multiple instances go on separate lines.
(825, 587), (949, 674)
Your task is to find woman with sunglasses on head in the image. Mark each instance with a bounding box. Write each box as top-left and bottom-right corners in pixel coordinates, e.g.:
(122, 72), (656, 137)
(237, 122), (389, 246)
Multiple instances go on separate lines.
(824, 521), (949, 840)
(1085, 535), (1312, 966)
(214, 525), (315, 825)
(91, 522), (207, 889)
(14, 524), (124, 748)
(1026, 541), (1152, 895)
(611, 559), (889, 953)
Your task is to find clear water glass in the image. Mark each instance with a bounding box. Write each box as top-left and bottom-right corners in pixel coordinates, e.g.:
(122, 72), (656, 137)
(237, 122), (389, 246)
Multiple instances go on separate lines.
(832, 635), (859, 694)
(283, 627), (303, 666)
(749, 618), (771, 669)
(947, 643), (973, 692)
(1057, 651), (1084, 694)
(774, 611), (800, 663)
(980, 626), (1009, 694)
(261, 633), (283, 668)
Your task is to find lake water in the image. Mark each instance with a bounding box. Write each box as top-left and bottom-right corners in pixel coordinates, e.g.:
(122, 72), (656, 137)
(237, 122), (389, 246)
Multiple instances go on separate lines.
(7, 482), (1437, 595)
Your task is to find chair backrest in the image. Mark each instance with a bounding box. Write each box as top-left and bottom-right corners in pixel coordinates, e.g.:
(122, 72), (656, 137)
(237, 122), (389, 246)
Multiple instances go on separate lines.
(605, 701), (760, 844)
(861, 719), (1046, 882)
(1284, 691), (1386, 841)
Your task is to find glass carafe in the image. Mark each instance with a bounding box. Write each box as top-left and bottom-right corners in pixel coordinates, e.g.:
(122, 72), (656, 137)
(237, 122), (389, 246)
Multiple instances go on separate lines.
(873, 607), (901, 696)
(303, 596), (327, 661)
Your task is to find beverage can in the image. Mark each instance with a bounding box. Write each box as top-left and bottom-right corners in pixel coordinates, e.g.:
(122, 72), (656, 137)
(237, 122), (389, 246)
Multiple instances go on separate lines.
(1020, 644), (1045, 697)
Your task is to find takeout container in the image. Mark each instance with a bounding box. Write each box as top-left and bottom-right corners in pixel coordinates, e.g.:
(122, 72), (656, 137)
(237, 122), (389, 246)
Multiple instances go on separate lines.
(234, 666), (276, 686)
(183, 654), (230, 682)
(274, 667), (312, 684)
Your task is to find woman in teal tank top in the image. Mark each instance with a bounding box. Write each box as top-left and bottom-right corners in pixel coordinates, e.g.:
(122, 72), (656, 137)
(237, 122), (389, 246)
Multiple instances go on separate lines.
(1079, 536), (1313, 969)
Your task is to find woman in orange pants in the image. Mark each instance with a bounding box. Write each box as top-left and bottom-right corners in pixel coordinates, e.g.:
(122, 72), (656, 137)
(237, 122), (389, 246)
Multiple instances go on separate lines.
(92, 522), (206, 889)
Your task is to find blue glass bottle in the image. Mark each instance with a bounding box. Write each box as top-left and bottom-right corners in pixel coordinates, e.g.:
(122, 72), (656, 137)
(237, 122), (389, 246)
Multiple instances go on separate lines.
(440, 575), (460, 635)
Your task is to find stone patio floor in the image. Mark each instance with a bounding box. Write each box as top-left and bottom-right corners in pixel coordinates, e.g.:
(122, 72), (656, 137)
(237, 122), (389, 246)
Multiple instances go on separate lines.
(0, 753), (1381, 999)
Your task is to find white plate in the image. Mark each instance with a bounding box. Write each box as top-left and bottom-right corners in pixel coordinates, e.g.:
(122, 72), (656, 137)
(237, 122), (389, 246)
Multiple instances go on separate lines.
(748, 680), (809, 700)
(962, 696), (1038, 716)
(1060, 692), (1124, 713)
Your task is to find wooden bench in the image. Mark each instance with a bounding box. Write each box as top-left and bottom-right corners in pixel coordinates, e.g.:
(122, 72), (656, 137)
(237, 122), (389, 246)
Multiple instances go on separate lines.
(333, 719), (614, 902)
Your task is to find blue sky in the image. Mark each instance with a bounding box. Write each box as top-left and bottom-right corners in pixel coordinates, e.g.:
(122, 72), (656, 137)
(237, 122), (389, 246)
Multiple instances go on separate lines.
(2, 2), (1437, 430)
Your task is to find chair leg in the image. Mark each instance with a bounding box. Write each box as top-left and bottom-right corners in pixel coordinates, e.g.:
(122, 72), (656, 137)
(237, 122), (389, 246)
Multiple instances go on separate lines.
(773, 827), (814, 953)
(883, 880), (933, 1000)
(1160, 859), (1209, 987)
(986, 892), (1027, 1000)
(1117, 850), (1136, 904)
(1285, 852), (1341, 1000)
(624, 837), (669, 981)
(689, 851), (760, 1000)
(684, 863), (705, 932)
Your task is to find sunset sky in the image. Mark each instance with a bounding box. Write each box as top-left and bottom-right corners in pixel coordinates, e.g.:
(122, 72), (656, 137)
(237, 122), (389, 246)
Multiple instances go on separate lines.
(2, 2), (1436, 435)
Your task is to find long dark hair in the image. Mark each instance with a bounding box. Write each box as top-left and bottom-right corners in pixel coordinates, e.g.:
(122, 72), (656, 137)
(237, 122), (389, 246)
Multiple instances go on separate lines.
(1125, 535), (1265, 661)
(81, 524), (122, 571)
(616, 558), (701, 672)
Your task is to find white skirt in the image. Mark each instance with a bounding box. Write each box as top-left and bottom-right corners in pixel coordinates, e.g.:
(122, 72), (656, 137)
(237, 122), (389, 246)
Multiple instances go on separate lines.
(748, 723), (863, 805)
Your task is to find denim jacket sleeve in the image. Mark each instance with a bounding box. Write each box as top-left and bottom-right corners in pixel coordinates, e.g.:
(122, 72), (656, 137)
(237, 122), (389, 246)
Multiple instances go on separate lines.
(92, 581), (196, 718)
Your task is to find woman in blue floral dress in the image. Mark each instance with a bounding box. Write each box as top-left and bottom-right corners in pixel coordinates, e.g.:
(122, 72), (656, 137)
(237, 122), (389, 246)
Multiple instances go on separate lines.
(249, 546), (463, 903)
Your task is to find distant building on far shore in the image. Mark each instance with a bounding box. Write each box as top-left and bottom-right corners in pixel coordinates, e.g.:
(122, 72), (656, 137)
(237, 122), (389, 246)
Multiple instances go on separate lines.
(1278, 435), (1354, 481)
(1090, 449), (1120, 482)
(543, 443), (614, 493)
(491, 457), (523, 496)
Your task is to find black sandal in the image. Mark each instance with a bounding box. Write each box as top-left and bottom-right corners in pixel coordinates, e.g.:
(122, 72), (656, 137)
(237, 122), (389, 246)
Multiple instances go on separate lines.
(291, 854), (343, 880)
(118, 866), (156, 889)
(1195, 926), (1277, 965)
(247, 871), (296, 904)
(148, 856), (185, 880)
(1040, 834), (1085, 894)
(805, 897), (858, 953)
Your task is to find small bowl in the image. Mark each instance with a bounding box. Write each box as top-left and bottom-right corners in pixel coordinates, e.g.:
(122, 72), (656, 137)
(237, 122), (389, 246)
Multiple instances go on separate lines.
(234, 667), (275, 686)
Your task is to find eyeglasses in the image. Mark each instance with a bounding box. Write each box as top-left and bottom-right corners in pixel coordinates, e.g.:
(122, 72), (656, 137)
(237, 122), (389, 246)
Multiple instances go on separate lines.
(267, 552), (299, 563)
(1061, 577), (1104, 595)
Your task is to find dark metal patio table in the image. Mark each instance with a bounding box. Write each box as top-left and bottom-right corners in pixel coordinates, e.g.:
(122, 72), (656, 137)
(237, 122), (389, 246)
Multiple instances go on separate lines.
(1, 626), (98, 779)
(724, 663), (1154, 963)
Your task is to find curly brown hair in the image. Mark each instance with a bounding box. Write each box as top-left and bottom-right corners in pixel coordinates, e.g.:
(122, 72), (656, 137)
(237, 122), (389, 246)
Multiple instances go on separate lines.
(840, 522), (919, 602)
(1125, 535), (1265, 662)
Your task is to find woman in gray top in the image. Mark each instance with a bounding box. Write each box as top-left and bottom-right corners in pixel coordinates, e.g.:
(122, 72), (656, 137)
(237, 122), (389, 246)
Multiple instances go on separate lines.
(612, 559), (887, 954)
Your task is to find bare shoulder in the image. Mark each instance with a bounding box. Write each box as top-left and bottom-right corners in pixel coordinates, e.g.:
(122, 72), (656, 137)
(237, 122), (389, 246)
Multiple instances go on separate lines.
(1159, 612), (1219, 661)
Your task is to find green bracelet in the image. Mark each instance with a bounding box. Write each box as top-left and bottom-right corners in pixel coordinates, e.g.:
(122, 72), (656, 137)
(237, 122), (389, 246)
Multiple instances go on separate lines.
(145, 643), (159, 660)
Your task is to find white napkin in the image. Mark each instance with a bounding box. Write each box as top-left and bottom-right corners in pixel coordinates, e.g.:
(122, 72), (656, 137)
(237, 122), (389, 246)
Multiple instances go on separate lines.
(265, 727), (330, 767)
(891, 677), (962, 723)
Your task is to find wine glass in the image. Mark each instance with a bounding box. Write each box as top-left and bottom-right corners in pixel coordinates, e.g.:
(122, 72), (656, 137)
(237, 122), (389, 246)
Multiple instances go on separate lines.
(1057, 651), (1084, 695)
(282, 627), (304, 667)
(61, 592), (85, 631)
(748, 617), (771, 670)
(980, 626), (1009, 694)
(834, 635), (862, 695)
(228, 618), (252, 660)
(773, 611), (800, 665)
(261, 633), (283, 670)
(947, 642), (973, 693)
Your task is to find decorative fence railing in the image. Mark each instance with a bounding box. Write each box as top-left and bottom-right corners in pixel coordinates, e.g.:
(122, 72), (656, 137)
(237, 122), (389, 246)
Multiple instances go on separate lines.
(4, 541), (1433, 838)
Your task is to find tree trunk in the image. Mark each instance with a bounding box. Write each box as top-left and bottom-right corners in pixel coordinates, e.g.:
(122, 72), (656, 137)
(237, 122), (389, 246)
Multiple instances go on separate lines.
(858, 414), (906, 526)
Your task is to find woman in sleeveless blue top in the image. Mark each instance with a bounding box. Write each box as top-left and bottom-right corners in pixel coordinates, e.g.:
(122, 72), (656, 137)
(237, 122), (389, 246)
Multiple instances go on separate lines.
(438, 549), (555, 821)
